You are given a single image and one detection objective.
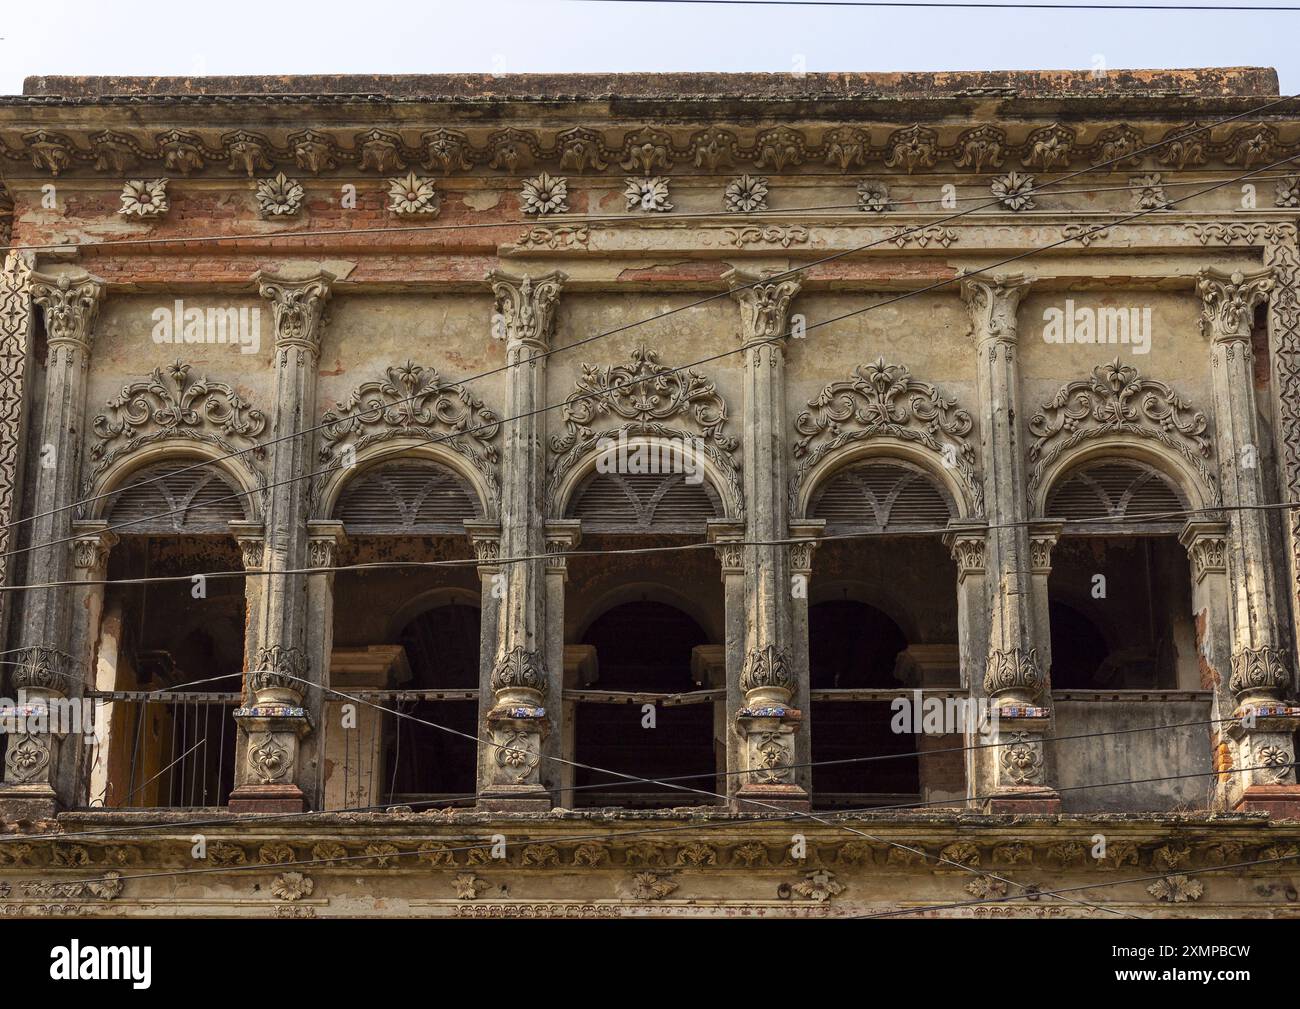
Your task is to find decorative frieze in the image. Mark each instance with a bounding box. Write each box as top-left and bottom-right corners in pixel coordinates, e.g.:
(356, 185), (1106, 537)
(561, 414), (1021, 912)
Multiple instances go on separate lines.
(11, 120), (1300, 178)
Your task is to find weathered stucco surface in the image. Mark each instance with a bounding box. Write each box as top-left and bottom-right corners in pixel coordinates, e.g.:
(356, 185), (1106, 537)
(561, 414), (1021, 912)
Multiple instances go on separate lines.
(1, 67), (1299, 917)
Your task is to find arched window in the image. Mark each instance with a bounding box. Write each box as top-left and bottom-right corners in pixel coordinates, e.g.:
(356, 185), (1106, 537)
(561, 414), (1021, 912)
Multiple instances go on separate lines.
(1044, 459), (1195, 689)
(94, 461), (248, 809)
(335, 460), (481, 534)
(326, 457), (485, 810)
(805, 459), (961, 808)
(566, 469), (721, 533)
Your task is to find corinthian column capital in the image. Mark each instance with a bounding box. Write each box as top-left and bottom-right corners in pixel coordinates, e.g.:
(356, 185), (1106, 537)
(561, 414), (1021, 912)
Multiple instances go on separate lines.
(487, 270), (566, 351)
(725, 268), (803, 347)
(961, 272), (1032, 343)
(29, 269), (105, 355)
(255, 269), (334, 354)
(1197, 267), (1272, 343)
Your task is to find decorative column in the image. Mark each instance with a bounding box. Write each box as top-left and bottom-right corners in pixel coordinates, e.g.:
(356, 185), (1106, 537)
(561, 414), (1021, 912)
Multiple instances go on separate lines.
(1027, 520), (1065, 681)
(302, 519), (346, 809)
(1198, 267), (1300, 815)
(1, 268), (104, 818)
(943, 519), (991, 806)
(66, 520), (117, 805)
(0, 251), (35, 654)
(228, 269), (333, 813)
(481, 271), (565, 811)
(787, 519), (823, 799)
(707, 518), (746, 805)
(726, 269), (809, 812)
(1262, 227), (1300, 696)
(1179, 519), (1237, 806)
(961, 274), (1059, 812)
(465, 519), (502, 801)
(545, 519), (580, 805)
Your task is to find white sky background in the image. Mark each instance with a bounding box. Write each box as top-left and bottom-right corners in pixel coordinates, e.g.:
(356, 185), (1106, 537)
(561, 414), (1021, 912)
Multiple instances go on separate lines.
(0, 0), (1296, 93)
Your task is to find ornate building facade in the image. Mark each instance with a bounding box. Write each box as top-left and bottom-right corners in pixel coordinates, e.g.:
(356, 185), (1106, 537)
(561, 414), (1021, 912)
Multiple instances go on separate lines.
(1, 68), (1300, 917)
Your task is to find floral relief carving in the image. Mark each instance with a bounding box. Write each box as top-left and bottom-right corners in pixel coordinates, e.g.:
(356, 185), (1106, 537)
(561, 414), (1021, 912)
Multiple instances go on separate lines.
(271, 872), (314, 901)
(856, 179), (891, 213)
(387, 172), (440, 215)
(1148, 875), (1204, 903)
(254, 173), (304, 217)
(1026, 359), (1218, 506)
(118, 179), (169, 217)
(630, 872), (678, 900)
(547, 346), (742, 518)
(724, 174), (768, 213)
(317, 360), (501, 513)
(1130, 173), (1171, 210)
(791, 357), (981, 517)
(623, 176), (672, 212)
(990, 172), (1036, 211)
(520, 172), (569, 215)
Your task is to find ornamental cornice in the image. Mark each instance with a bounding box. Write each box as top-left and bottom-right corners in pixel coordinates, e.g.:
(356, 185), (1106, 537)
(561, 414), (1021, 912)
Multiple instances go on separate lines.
(5, 121), (1299, 178)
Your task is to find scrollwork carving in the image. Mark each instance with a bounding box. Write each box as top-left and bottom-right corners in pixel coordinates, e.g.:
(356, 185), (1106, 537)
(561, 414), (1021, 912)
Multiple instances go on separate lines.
(317, 360), (501, 513)
(547, 346), (742, 518)
(791, 357), (981, 517)
(1026, 359), (1218, 506)
(88, 361), (267, 491)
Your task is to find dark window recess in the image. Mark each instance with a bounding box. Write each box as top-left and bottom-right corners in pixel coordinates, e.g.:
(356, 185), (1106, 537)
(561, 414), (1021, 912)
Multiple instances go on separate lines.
(809, 600), (919, 800)
(383, 603), (481, 800)
(574, 601), (715, 805)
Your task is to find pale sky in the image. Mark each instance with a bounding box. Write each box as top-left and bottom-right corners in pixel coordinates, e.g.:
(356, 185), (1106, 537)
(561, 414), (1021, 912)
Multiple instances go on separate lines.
(1, 0), (1296, 94)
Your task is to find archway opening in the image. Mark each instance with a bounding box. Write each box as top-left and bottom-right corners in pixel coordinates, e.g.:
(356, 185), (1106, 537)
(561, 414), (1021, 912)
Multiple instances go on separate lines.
(327, 458), (484, 810)
(381, 603), (481, 801)
(805, 460), (963, 809)
(572, 600), (715, 807)
(1045, 460), (1195, 689)
(93, 462), (248, 808)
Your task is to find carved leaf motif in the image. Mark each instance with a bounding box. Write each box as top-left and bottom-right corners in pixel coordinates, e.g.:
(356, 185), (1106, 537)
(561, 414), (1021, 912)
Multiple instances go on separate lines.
(86, 361), (267, 513)
(547, 346), (743, 518)
(318, 361), (501, 511)
(791, 357), (981, 517)
(1026, 358), (1218, 505)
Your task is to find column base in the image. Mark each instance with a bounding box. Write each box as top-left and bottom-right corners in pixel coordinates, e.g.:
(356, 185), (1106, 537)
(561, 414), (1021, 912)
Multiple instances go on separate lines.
(227, 783), (305, 814)
(1233, 784), (1300, 819)
(983, 787), (1061, 814)
(0, 784), (58, 822)
(734, 783), (811, 814)
(478, 784), (553, 813)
